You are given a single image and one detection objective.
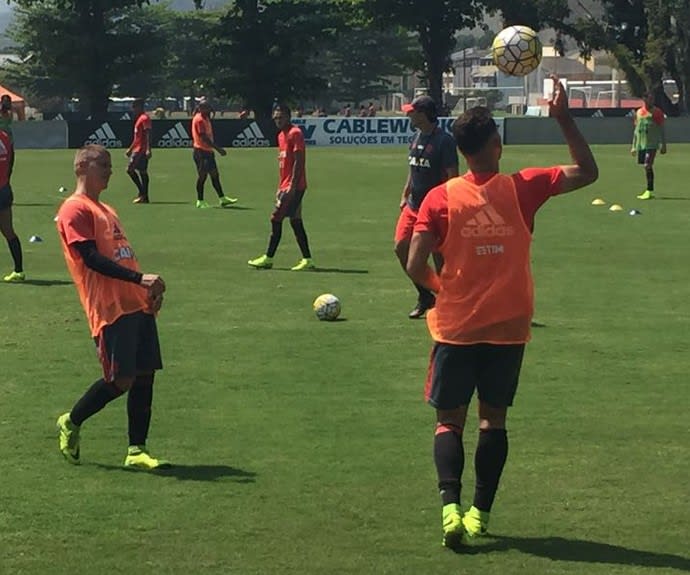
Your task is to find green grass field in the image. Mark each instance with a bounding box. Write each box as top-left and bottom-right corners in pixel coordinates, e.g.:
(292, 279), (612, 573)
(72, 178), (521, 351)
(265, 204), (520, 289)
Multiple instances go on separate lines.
(1, 144), (688, 575)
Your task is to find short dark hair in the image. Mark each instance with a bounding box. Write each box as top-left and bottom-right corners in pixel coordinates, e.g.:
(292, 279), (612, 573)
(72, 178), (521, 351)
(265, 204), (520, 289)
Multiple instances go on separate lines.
(274, 103), (291, 117)
(451, 107), (498, 156)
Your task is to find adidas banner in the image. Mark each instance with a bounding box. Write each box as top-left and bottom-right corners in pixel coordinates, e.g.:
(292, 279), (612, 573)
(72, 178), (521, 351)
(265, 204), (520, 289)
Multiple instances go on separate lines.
(67, 119), (278, 149)
(569, 108), (636, 118)
(291, 117), (504, 146)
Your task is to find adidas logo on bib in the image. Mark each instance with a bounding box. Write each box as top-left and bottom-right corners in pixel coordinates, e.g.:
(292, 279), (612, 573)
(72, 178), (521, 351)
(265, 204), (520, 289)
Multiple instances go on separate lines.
(461, 204), (515, 238)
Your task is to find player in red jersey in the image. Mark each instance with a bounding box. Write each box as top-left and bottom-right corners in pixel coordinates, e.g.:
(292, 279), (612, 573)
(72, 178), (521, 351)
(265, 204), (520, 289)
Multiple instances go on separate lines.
(248, 104), (314, 271)
(126, 98), (152, 204)
(406, 79), (598, 549)
(0, 127), (24, 282)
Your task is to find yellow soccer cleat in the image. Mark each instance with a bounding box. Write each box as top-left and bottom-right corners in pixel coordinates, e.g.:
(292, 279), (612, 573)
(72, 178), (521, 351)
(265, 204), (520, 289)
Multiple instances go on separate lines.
(3, 271), (25, 283)
(248, 254), (273, 269)
(442, 503), (465, 549)
(123, 446), (171, 471)
(56, 412), (81, 465)
(462, 505), (490, 540)
(195, 199), (211, 209)
(636, 190), (655, 200)
(290, 258), (315, 271)
(219, 196), (238, 207)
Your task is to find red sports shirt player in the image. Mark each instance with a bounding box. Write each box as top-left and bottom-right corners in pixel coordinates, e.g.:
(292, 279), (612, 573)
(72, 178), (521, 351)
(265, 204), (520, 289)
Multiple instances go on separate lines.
(125, 98), (152, 204)
(248, 103), (314, 271)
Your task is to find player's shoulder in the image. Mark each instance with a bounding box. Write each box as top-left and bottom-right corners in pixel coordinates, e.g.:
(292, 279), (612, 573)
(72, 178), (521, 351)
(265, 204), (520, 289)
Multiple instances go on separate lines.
(288, 124), (304, 137)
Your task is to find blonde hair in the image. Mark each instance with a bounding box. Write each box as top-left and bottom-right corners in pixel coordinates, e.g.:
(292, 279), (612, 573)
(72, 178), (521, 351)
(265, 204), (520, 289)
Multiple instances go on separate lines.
(74, 144), (109, 173)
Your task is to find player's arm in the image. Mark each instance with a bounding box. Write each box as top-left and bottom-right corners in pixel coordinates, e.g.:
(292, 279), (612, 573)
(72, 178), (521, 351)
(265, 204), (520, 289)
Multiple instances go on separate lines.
(657, 112), (667, 154)
(289, 149), (305, 192)
(199, 131), (226, 156)
(631, 116), (638, 154)
(400, 172), (411, 209)
(549, 77), (598, 194)
(144, 123), (152, 157)
(406, 231), (441, 293)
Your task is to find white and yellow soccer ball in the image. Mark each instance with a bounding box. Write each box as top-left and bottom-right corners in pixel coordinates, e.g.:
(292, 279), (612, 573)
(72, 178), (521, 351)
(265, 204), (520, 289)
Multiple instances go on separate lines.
(491, 25), (542, 77)
(313, 293), (341, 321)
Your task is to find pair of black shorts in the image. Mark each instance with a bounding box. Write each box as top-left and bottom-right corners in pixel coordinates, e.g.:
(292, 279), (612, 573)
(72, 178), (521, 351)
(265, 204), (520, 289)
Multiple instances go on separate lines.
(95, 311), (162, 382)
(128, 152), (149, 172)
(193, 149), (218, 174)
(425, 342), (525, 409)
(637, 149), (657, 166)
(271, 189), (305, 222)
(0, 183), (13, 210)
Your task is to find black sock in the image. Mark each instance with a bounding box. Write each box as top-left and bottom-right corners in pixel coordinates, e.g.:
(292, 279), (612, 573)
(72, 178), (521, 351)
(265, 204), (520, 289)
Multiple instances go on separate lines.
(141, 173), (150, 199)
(7, 236), (22, 273)
(211, 174), (224, 198)
(128, 171), (143, 195)
(645, 166), (654, 191)
(290, 219), (311, 258)
(127, 374), (154, 446)
(70, 378), (123, 426)
(267, 221), (283, 258)
(434, 424), (464, 506)
(196, 178), (205, 201)
(473, 428), (508, 512)
(414, 283), (434, 304)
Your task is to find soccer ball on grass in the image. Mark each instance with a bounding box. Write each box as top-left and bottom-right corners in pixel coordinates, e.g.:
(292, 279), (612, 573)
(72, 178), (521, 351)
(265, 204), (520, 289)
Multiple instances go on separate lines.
(491, 25), (542, 77)
(313, 293), (341, 321)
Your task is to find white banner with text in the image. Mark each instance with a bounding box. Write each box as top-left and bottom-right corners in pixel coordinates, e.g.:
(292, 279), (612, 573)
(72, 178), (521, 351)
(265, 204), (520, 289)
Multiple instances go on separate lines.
(291, 116), (505, 147)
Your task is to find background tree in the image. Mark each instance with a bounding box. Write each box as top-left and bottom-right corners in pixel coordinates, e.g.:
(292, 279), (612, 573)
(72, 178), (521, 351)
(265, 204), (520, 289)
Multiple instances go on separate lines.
(6, 0), (168, 119)
(209, 0), (343, 121)
(321, 25), (419, 108)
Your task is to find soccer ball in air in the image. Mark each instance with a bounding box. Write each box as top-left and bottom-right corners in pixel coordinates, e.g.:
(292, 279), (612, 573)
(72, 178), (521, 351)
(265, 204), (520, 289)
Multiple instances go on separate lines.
(313, 293), (341, 321)
(491, 25), (542, 77)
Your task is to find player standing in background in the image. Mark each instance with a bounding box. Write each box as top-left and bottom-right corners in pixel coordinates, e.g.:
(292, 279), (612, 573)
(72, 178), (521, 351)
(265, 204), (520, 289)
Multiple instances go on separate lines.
(248, 104), (314, 271)
(0, 127), (23, 283)
(55, 144), (170, 470)
(191, 100), (237, 209)
(396, 95), (458, 319)
(126, 98), (152, 204)
(631, 91), (667, 200)
(406, 79), (598, 549)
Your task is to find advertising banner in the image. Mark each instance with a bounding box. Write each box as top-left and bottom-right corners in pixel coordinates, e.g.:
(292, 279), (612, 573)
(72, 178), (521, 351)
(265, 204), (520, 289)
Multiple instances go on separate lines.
(68, 119), (278, 149)
(291, 117), (505, 146)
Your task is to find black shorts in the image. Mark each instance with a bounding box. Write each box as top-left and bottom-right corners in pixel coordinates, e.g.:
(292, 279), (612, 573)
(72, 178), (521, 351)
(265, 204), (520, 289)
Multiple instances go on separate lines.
(0, 183), (13, 210)
(271, 189), (305, 222)
(425, 342), (525, 409)
(193, 149), (217, 173)
(95, 311), (163, 382)
(128, 152), (149, 172)
(637, 149), (657, 165)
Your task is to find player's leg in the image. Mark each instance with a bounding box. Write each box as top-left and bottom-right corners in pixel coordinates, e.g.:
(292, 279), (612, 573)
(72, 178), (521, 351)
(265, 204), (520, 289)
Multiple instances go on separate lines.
(0, 195), (24, 282)
(57, 315), (141, 464)
(123, 312), (169, 470)
(127, 155), (144, 199)
(637, 150), (656, 199)
(207, 154), (237, 206)
(287, 191), (314, 270)
(132, 155), (150, 203)
(426, 342), (477, 548)
(394, 206), (434, 319)
(194, 150), (210, 207)
(464, 343), (525, 538)
(248, 193), (288, 268)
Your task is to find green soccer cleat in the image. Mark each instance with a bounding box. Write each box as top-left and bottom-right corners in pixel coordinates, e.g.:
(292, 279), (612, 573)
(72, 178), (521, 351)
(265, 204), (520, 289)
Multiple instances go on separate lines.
(219, 196), (238, 207)
(290, 258), (316, 271)
(462, 505), (490, 540)
(56, 412), (81, 465)
(3, 271), (25, 283)
(442, 503), (465, 549)
(636, 190), (655, 200)
(195, 199), (211, 209)
(123, 446), (171, 471)
(248, 254), (273, 269)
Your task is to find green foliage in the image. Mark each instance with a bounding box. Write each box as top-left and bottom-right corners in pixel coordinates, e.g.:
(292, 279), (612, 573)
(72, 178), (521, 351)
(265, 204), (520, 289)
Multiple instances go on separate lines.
(209, 0), (343, 120)
(6, 1), (170, 119)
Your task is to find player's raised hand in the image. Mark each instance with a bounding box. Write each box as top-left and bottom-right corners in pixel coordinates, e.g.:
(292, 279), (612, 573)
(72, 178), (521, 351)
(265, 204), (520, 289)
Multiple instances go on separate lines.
(548, 75), (569, 119)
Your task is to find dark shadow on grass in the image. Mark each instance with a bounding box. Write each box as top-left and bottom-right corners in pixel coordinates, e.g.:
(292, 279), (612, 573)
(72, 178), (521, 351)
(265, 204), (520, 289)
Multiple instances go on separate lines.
(91, 462), (256, 483)
(218, 205), (253, 211)
(656, 196), (690, 201)
(475, 535), (690, 571)
(9, 279), (73, 287)
(530, 320), (547, 328)
(15, 202), (60, 207)
(145, 201), (190, 205)
(268, 267), (368, 274)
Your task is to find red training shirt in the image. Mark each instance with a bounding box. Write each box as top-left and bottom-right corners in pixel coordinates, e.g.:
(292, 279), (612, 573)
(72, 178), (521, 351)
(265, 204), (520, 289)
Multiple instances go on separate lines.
(278, 125), (307, 191)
